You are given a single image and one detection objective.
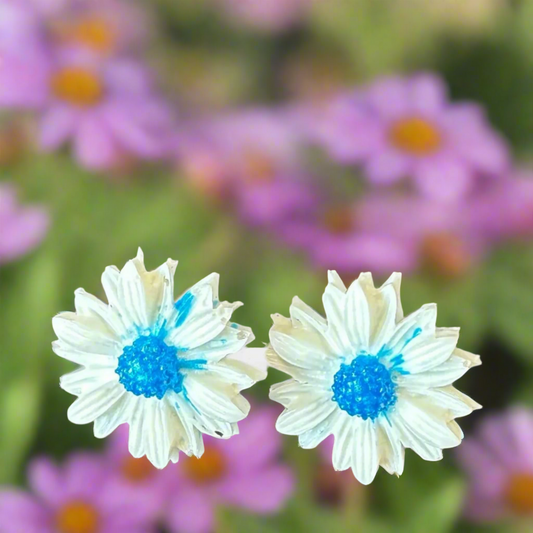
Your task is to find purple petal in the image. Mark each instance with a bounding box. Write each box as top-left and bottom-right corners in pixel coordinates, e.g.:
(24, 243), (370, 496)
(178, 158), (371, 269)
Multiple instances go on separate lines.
(507, 408), (533, 471)
(63, 453), (108, 501)
(364, 150), (411, 184)
(414, 156), (472, 202)
(0, 490), (51, 533)
(0, 205), (49, 264)
(74, 114), (119, 170)
(409, 73), (448, 115)
(453, 132), (509, 175)
(218, 466), (294, 513)
(220, 406), (283, 471)
(27, 457), (66, 509)
(165, 488), (214, 533)
(39, 105), (78, 150)
(366, 76), (410, 119)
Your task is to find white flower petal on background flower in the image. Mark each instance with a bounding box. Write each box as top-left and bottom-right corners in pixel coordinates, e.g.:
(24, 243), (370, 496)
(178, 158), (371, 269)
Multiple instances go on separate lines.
(54, 249), (262, 469)
(269, 270), (480, 483)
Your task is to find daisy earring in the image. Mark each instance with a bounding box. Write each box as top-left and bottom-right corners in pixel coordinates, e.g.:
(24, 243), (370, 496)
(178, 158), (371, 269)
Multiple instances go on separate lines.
(53, 248), (267, 469)
(267, 271), (481, 485)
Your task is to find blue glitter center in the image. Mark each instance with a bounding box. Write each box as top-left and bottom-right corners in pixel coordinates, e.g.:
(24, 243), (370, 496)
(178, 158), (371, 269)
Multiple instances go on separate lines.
(116, 334), (185, 400)
(332, 355), (397, 420)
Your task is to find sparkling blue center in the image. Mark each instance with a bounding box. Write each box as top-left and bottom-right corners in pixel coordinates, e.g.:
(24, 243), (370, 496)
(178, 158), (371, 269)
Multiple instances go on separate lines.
(332, 355), (397, 420)
(116, 334), (185, 400)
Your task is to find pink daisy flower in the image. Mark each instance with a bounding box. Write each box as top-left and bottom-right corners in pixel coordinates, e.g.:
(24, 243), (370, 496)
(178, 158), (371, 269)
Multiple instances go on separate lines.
(0, 453), (156, 533)
(307, 73), (509, 201)
(0, 45), (174, 170)
(457, 408), (533, 522)
(161, 405), (294, 533)
(0, 184), (49, 264)
(175, 109), (317, 227)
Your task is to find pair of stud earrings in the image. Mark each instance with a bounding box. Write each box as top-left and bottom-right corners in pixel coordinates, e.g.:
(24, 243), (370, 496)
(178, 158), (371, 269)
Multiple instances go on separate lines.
(52, 249), (481, 485)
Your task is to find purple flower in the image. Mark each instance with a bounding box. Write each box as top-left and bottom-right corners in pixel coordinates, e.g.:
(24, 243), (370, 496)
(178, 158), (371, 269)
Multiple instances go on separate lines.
(0, 453), (156, 533)
(175, 109), (318, 226)
(211, 0), (317, 32)
(456, 408), (533, 522)
(307, 73), (509, 201)
(0, 184), (49, 264)
(38, 0), (149, 56)
(1, 45), (174, 170)
(101, 426), (168, 520)
(161, 405), (294, 533)
(281, 191), (496, 277)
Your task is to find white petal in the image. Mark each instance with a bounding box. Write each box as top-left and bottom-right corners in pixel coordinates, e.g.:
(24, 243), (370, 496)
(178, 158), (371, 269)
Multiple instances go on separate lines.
(351, 418), (379, 485)
(185, 374), (250, 424)
(269, 379), (325, 408)
(74, 288), (126, 338)
(67, 382), (126, 425)
(391, 409), (444, 461)
(345, 277), (370, 352)
(377, 419), (405, 476)
(276, 396), (336, 436)
(184, 324), (254, 364)
(144, 399), (171, 469)
(128, 397), (146, 458)
(289, 296), (328, 334)
(298, 408), (341, 449)
(368, 281), (399, 353)
(266, 347), (332, 386)
(270, 314), (336, 371)
(387, 303), (437, 355)
(101, 265), (121, 310)
(52, 313), (121, 358)
(93, 393), (135, 438)
(381, 272), (403, 322)
(60, 367), (118, 396)
(400, 328), (459, 374)
(226, 347), (268, 382)
(395, 353), (474, 389)
(413, 386), (481, 418)
(332, 413), (354, 471)
(167, 392), (205, 457)
(323, 272), (352, 354)
(117, 257), (150, 330)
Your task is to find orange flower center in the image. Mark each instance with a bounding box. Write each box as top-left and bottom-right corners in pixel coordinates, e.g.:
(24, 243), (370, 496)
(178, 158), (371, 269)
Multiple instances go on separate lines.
(56, 501), (99, 533)
(506, 474), (533, 514)
(121, 455), (155, 483)
(58, 17), (116, 54)
(421, 232), (470, 278)
(389, 117), (441, 155)
(322, 206), (355, 235)
(241, 151), (276, 184)
(184, 446), (226, 484)
(51, 67), (103, 107)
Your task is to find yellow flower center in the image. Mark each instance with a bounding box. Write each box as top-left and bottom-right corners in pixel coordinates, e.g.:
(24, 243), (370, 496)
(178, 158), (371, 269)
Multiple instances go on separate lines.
(507, 474), (533, 514)
(322, 206), (355, 235)
(56, 501), (99, 533)
(59, 17), (116, 54)
(421, 232), (470, 278)
(184, 446), (226, 484)
(121, 455), (156, 483)
(389, 117), (441, 155)
(51, 67), (104, 107)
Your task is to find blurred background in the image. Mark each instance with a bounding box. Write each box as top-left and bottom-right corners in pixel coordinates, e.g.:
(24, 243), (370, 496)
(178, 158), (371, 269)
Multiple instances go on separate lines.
(1, 0), (533, 531)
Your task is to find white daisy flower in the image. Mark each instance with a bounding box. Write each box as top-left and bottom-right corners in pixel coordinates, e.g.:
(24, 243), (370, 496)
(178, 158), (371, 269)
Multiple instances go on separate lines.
(268, 271), (481, 485)
(53, 249), (266, 469)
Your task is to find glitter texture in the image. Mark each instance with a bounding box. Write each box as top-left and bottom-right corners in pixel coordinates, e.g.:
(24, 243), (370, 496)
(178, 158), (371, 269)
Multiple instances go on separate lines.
(332, 355), (397, 420)
(116, 334), (185, 399)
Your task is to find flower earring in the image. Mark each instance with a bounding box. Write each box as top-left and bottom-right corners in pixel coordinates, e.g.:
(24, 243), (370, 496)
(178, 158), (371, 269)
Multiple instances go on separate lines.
(267, 271), (481, 485)
(53, 248), (267, 469)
